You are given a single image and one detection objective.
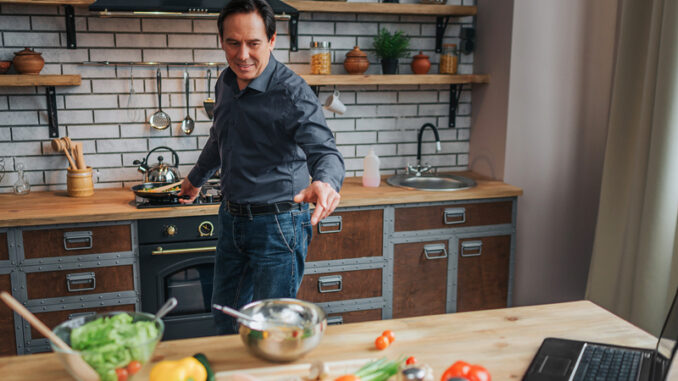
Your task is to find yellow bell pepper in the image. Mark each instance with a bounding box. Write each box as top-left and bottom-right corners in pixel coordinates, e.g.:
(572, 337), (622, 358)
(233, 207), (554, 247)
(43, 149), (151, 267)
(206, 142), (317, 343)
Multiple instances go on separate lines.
(150, 356), (208, 381)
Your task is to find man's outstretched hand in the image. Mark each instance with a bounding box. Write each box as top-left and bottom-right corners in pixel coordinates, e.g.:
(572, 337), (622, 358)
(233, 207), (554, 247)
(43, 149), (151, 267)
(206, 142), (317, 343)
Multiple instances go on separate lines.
(178, 178), (201, 204)
(293, 181), (341, 225)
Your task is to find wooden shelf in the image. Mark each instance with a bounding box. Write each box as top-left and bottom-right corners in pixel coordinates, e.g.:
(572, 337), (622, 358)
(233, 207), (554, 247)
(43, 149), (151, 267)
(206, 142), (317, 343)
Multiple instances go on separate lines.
(0, 0), (93, 4)
(283, 1), (475, 15)
(0, 74), (81, 87)
(301, 74), (488, 86)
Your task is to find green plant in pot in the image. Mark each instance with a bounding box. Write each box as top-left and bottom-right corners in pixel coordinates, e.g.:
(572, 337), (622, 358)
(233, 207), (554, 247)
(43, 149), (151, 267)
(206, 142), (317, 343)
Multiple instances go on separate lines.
(373, 28), (410, 74)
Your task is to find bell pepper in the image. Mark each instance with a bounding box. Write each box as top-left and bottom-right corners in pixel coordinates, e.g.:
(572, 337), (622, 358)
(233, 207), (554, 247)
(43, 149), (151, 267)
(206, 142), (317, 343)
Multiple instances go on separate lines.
(150, 356), (208, 381)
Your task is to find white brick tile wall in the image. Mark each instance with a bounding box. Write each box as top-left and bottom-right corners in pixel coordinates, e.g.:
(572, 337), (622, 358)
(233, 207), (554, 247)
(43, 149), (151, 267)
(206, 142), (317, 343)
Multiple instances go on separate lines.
(1, 4), (58, 14)
(89, 18), (141, 33)
(335, 22), (378, 36)
(193, 20), (216, 34)
(337, 145), (355, 159)
(0, 15), (30, 30)
(97, 138), (148, 153)
(0, 96), (7, 111)
(336, 131), (376, 145)
(120, 124), (172, 138)
(74, 33), (115, 48)
(66, 94), (118, 109)
(194, 49), (225, 63)
(31, 16), (65, 31)
(9, 95), (64, 110)
(39, 48), (89, 62)
(0, 111), (38, 125)
(0, 141), (41, 156)
(168, 34), (218, 48)
(143, 48), (193, 63)
(313, 13), (357, 22)
(356, 144), (396, 157)
(356, 118), (396, 131)
(399, 91), (437, 103)
(67, 124), (120, 139)
(116, 33), (167, 48)
(52, 110), (93, 124)
(357, 92), (397, 104)
(90, 48), (141, 62)
(142, 19), (192, 33)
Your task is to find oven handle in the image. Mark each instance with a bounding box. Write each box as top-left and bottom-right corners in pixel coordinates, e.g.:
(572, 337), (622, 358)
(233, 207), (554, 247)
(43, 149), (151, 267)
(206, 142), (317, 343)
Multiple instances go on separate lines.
(152, 246), (217, 255)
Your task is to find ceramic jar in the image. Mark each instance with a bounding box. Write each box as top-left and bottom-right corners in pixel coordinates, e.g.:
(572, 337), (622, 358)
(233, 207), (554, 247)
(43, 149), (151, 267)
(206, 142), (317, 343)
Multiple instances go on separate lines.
(13, 48), (44, 75)
(411, 51), (431, 74)
(344, 46), (369, 75)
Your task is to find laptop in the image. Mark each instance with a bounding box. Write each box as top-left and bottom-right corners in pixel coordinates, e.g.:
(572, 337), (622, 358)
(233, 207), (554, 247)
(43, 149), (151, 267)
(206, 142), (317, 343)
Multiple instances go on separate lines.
(523, 288), (678, 381)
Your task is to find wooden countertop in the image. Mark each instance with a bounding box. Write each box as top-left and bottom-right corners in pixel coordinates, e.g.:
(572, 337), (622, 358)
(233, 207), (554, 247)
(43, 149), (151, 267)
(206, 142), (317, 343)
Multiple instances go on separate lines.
(0, 172), (522, 228)
(0, 301), (672, 380)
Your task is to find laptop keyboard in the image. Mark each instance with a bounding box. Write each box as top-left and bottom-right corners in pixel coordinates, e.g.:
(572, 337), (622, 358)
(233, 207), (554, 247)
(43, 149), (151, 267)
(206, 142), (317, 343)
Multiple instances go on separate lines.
(572, 344), (642, 381)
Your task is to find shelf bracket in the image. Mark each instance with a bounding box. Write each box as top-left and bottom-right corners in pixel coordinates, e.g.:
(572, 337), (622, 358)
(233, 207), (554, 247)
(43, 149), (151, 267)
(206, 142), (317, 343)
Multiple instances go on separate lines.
(64, 5), (77, 49)
(448, 84), (462, 128)
(311, 86), (320, 97)
(289, 14), (299, 52)
(435, 16), (450, 53)
(46, 86), (59, 138)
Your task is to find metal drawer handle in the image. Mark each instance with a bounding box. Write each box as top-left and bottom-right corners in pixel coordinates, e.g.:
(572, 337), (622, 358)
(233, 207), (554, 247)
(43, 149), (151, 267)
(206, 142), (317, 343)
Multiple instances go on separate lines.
(327, 316), (344, 325)
(66, 272), (96, 292)
(318, 215), (342, 234)
(152, 246), (217, 255)
(318, 275), (342, 293)
(423, 243), (448, 260)
(63, 231), (93, 251)
(68, 311), (96, 320)
(443, 207), (466, 225)
(461, 240), (483, 257)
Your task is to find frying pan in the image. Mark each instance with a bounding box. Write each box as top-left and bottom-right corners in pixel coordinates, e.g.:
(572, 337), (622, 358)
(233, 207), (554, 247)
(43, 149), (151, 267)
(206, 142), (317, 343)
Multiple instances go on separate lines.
(132, 182), (190, 200)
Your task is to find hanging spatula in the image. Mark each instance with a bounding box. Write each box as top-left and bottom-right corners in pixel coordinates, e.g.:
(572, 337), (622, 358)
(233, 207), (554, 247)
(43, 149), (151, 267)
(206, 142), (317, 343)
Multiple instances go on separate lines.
(203, 69), (215, 120)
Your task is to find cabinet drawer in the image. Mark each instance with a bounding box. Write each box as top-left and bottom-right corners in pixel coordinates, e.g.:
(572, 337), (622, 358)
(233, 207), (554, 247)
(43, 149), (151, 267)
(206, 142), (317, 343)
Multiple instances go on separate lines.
(0, 274), (16, 356)
(393, 240), (448, 318)
(26, 265), (134, 300)
(457, 235), (511, 312)
(307, 209), (383, 262)
(22, 224), (132, 260)
(297, 269), (382, 303)
(327, 309), (382, 325)
(394, 201), (512, 232)
(0, 232), (8, 261)
(30, 304), (136, 340)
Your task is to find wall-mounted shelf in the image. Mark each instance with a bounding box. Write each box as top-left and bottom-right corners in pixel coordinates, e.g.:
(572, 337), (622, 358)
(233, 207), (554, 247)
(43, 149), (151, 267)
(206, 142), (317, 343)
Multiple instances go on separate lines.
(301, 74), (488, 86)
(0, 74), (82, 138)
(283, 1), (476, 16)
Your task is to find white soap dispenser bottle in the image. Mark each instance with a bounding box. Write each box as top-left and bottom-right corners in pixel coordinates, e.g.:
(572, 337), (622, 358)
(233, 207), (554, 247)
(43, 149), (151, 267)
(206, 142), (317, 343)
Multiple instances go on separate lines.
(362, 147), (381, 187)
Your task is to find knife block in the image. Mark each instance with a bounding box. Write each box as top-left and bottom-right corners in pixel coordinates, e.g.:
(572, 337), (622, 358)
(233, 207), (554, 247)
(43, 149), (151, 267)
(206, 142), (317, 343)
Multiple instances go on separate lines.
(67, 167), (94, 197)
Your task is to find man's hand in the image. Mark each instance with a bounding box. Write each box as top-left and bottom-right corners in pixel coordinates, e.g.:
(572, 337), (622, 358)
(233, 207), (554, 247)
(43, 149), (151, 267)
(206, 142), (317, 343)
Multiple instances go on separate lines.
(178, 178), (201, 204)
(293, 181), (341, 225)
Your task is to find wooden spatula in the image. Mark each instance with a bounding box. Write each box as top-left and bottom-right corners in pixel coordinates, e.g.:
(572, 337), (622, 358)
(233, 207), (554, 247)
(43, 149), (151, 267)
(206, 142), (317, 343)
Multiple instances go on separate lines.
(144, 180), (183, 193)
(0, 291), (100, 381)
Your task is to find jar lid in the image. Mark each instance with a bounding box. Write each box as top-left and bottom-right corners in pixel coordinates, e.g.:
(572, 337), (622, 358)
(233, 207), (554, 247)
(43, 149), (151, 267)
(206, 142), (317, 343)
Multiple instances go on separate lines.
(310, 41), (331, 48)
(442, 43), (457, 48)
(346, 46), (367, 58)
(14, 47), (41, 56)
(413, 51), (428, 59)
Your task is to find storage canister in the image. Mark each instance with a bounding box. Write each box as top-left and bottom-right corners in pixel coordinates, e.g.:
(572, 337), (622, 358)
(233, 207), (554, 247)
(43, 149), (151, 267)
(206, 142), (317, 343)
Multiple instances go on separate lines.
(439, 43), (458, 74)
(67, 166), (94, 197)
(344, 46), (369, 75)
(310, 41), (331, 75)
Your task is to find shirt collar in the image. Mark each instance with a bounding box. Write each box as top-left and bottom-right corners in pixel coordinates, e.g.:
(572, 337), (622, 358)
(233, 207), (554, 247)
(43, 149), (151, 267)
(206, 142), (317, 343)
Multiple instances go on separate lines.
(224, 53), (277, 94)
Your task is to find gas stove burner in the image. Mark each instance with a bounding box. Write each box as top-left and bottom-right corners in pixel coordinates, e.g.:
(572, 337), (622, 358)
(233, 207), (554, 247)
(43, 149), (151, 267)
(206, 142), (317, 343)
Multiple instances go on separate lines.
(135, 178), (222, 209)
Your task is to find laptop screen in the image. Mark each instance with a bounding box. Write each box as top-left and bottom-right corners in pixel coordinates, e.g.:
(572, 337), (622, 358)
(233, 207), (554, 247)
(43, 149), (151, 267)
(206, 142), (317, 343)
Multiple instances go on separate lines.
(657, 288), (678, 370)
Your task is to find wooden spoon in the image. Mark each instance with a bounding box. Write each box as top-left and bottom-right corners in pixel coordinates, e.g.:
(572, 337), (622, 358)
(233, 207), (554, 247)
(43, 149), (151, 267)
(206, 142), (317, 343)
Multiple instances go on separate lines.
(74, 142), (86, 170)
(51, 138), (76, 170)
(0, 291), (100, 381)
(62, 137), (78, 167)
(143, 180), (182, 193)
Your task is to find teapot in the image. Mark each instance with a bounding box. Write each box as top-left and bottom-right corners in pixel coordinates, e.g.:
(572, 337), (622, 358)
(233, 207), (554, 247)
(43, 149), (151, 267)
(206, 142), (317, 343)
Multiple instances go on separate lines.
(133, 146), (181, 183)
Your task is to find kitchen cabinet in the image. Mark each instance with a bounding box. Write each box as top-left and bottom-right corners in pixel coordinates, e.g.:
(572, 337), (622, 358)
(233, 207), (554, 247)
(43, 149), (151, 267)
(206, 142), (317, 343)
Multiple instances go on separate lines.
(0, 273), (16, 356)
(456, 235), (511, 312)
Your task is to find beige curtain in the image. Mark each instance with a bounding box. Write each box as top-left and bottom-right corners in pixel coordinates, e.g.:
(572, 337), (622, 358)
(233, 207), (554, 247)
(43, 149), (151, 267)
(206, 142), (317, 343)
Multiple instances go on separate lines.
(586, 0), (678, 335)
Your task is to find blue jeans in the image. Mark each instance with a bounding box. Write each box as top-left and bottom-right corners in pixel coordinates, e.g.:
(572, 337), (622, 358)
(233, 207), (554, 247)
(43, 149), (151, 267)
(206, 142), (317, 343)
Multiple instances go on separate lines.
(211, 202), (312, 334)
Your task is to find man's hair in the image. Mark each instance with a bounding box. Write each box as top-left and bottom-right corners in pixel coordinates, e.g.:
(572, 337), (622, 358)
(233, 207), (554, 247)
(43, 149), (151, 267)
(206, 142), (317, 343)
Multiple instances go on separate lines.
(217, 0), (277, 41)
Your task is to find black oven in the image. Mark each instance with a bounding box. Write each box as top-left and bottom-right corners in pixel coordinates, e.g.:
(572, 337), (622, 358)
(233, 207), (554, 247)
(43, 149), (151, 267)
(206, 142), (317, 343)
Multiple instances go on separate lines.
(138, 215), (219, 340)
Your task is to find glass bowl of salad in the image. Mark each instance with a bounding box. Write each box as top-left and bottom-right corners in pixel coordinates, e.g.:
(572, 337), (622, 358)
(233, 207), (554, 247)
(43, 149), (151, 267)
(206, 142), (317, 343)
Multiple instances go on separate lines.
(50, 311), (164, 381)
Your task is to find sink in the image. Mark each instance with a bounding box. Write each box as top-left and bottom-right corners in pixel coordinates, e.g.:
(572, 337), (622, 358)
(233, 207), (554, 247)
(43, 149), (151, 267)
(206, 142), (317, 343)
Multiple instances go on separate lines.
(386, 174), (476, 191)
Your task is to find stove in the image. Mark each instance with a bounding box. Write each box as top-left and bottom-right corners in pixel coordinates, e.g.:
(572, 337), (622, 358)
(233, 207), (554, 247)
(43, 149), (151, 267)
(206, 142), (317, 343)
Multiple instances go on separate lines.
(135, 179), (223, 209)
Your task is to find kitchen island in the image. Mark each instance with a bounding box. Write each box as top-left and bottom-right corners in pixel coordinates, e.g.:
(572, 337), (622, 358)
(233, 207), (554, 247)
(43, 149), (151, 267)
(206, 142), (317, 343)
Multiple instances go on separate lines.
(0, 300), (673, 380)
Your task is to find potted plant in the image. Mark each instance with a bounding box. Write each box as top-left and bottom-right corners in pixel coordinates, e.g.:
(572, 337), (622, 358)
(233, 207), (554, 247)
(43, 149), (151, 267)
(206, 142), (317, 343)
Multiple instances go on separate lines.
(373, 28), (410, 74)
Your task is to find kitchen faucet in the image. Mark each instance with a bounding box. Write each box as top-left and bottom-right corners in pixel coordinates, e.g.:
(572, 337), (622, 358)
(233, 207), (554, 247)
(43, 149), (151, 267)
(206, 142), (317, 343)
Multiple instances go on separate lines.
(407, 123), (442, 176)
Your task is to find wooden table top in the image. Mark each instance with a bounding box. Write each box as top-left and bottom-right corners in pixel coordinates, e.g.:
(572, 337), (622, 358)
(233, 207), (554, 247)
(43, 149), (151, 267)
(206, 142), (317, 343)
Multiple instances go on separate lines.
(0, 301), (673, 380)
(0, 172), (522, 227)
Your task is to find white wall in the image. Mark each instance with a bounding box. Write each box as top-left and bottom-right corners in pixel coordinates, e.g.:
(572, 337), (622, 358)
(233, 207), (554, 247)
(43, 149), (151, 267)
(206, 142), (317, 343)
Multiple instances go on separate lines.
(505, 0), (618, 304)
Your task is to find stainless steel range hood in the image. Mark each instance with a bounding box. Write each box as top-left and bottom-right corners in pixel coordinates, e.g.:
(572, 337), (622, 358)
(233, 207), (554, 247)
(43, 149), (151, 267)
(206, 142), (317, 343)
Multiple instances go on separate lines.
(89, 0), (298, 18)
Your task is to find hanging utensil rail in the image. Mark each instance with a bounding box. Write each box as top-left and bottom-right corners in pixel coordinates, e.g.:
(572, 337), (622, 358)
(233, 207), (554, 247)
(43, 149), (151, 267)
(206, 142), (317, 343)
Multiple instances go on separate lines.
(81, 61), (222, 67)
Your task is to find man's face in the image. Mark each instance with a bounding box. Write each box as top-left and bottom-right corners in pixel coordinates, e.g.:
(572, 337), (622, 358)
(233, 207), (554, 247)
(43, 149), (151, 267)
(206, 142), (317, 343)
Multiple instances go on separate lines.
(221, 12), (276, 89)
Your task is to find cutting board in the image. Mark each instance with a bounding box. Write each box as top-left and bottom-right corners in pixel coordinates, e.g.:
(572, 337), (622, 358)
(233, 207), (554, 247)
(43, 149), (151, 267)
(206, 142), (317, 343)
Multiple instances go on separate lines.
(216, 358), (373, 381)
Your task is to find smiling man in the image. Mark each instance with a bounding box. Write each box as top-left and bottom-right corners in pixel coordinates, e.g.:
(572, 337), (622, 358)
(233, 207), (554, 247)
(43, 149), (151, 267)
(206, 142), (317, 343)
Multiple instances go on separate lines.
(177, 0), (345, 334)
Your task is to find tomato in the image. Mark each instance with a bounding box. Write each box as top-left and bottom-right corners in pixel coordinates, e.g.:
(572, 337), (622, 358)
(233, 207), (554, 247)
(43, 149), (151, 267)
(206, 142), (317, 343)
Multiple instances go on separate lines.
(116, 367), (129, 381)
(406, 356), (416, 365)
(382, 330), (395, 343)
(375, 335), (390, 350)
(467, 365), (491, 381)
(334, 375), (361, 381)
(440, 361), (471, 381)
(126, 360), (142, 375)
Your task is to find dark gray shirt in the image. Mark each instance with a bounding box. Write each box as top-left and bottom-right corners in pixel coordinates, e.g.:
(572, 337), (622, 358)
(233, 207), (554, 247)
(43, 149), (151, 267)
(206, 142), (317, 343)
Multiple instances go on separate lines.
(187, 54), (345, 204)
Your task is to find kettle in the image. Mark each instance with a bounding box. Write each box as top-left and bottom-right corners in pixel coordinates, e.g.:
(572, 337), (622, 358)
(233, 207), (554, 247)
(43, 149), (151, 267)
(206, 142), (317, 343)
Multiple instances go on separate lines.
(133, 146), (181, 183)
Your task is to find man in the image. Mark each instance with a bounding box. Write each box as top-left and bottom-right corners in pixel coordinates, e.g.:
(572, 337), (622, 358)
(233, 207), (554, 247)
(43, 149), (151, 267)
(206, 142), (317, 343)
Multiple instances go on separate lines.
(178, 0), (344, 334)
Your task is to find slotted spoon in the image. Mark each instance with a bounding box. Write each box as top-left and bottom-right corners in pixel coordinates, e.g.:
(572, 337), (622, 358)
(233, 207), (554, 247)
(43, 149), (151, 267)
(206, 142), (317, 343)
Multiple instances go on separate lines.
(149, 67), (171, 130)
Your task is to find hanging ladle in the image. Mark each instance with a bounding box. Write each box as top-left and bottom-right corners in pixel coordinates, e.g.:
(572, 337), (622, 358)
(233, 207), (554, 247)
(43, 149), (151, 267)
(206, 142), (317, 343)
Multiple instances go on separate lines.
(149, 67), (171, 130)
(181, 68), (195, 135)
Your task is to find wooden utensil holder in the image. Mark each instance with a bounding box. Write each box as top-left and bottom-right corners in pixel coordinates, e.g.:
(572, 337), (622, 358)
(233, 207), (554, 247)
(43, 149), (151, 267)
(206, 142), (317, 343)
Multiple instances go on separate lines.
(67, 166), (94, 197)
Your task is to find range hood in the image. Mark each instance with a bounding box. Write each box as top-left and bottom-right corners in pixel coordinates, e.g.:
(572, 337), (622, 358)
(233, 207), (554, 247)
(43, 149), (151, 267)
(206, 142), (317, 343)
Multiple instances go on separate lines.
(89, 0), (298, 18)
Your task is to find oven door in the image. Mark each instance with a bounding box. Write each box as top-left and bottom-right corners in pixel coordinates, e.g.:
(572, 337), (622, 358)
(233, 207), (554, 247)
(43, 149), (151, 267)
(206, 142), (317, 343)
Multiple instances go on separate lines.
(139, 240), (218, 340)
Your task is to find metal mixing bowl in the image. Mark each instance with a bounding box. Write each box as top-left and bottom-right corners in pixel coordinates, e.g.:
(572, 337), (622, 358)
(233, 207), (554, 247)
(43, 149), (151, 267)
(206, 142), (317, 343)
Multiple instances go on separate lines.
(238, 298), (327, 362)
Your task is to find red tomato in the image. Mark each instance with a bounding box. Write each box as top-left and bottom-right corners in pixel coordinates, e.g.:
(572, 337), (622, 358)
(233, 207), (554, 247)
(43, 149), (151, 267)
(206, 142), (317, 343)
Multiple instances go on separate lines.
(375, 335), (390, 350)
(466, 365), (491, 381)
(406, 356), (416, 365)
(382, 330), (395, 343)
(126, 360), (142, 375)
(116, 367), (129, 381)
(440, 361), (471, 381)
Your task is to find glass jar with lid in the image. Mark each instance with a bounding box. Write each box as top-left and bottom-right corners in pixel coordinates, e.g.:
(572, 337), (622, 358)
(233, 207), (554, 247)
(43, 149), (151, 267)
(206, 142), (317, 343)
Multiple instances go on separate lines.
(439, 43), (458, 74)
(310, 41), (331, 75)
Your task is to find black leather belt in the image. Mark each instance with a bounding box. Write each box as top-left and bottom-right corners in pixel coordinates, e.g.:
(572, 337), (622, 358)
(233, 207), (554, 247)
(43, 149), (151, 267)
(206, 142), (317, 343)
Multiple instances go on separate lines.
(226, 201), (303, 217)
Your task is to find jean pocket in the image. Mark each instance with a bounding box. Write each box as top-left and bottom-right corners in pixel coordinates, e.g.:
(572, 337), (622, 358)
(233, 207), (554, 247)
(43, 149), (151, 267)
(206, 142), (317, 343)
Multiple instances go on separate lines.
(274, 213), (296, 253)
